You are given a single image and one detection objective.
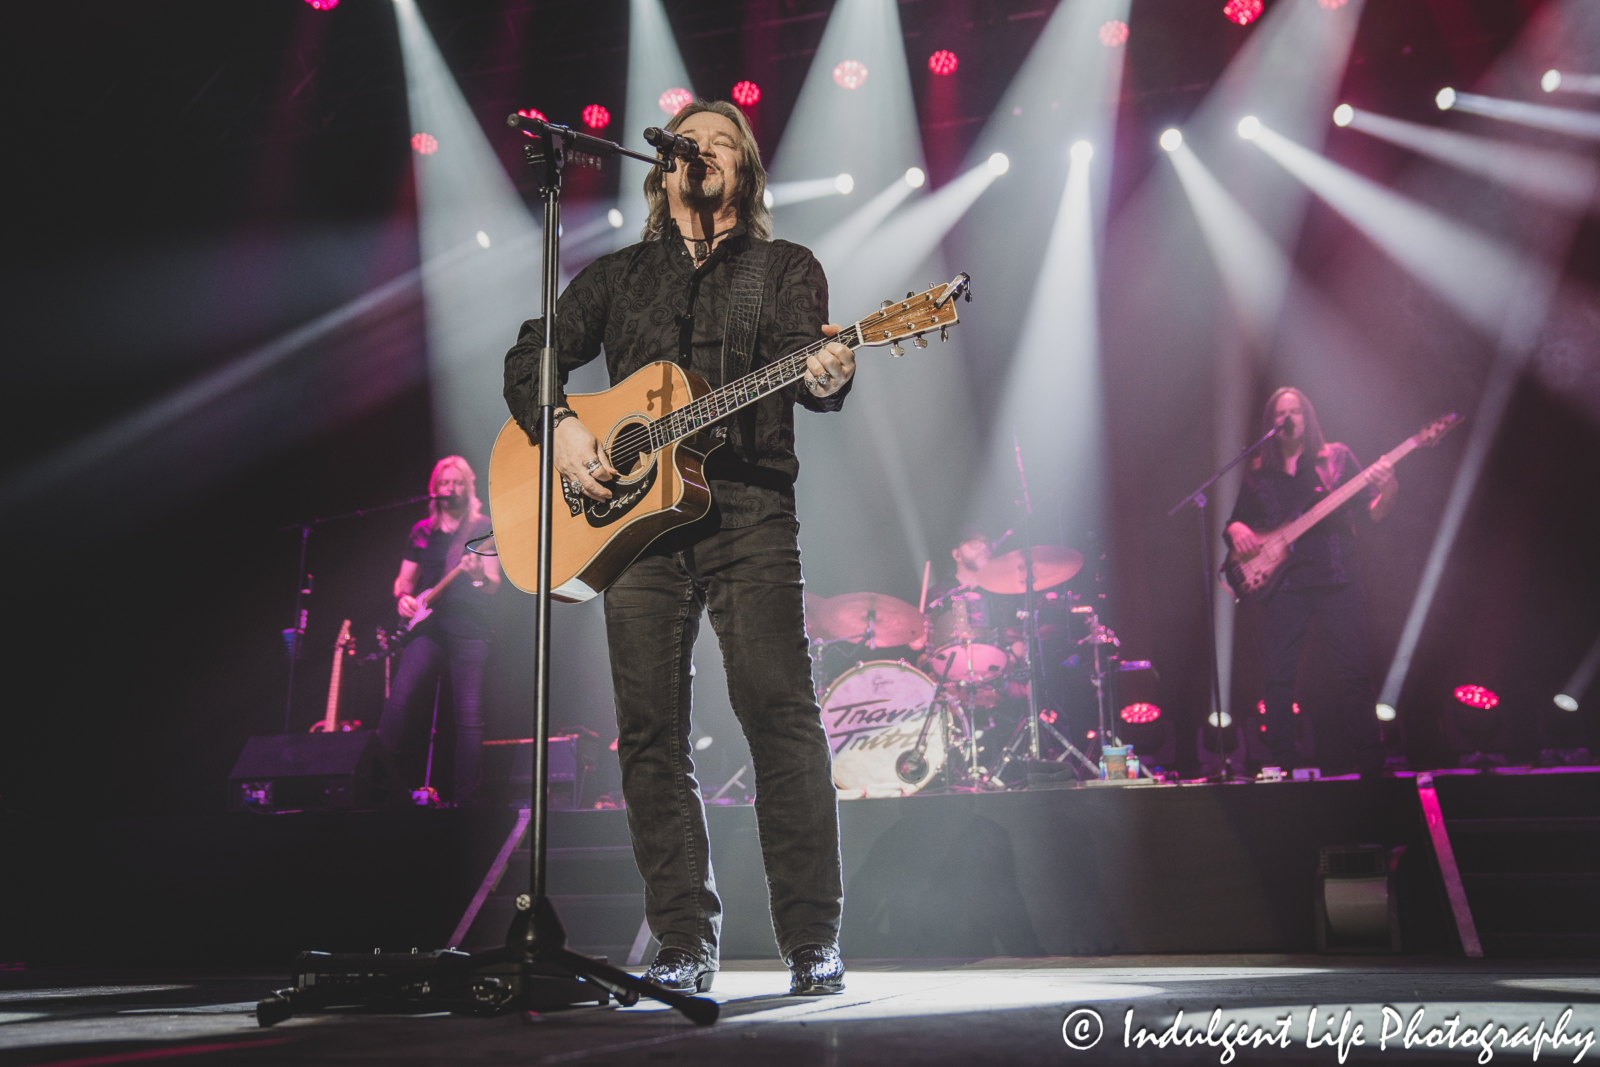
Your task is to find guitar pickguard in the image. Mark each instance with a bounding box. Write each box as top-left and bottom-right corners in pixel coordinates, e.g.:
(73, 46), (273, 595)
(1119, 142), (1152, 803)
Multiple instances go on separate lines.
(582, 462), (658, 528)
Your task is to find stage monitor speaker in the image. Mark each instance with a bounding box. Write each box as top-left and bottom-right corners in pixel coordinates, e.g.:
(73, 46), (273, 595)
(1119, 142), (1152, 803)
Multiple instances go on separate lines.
(1315, 844), (1403, 953)
(228, 731), (404, 813)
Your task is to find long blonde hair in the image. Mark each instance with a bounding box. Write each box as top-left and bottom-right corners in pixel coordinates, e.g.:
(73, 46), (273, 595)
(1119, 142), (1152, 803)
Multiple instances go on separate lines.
(641, 100), (772, 242)
(426, 455), (483, 529)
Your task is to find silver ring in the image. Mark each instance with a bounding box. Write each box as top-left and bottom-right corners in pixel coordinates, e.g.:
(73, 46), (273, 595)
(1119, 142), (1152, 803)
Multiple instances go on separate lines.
(585, 458), (602, 474)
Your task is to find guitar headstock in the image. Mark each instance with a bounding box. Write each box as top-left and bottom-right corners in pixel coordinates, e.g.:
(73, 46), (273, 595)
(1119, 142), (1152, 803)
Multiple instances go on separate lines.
(335, 619), (353, 651)
(855, 273), (971, 354)
(1412, 412), (1462, 448)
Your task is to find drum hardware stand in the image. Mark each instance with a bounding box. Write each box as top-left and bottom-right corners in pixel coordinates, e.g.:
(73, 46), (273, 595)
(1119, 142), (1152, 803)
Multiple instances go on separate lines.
(1167, 421), (1284, 772)
(412, 679), (445, 808)
(275, 493), (434, 733)
(258, 115), (716, 1028)
(1077, 609), (1121, 749)
(1013, 438), (1045, 761)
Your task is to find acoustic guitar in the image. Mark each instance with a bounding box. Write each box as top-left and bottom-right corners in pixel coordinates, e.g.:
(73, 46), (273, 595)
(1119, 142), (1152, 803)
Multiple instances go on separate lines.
(309, 619), (360, 733)
(489, 273), (972, 602)
(1220, 412), (1461, 602)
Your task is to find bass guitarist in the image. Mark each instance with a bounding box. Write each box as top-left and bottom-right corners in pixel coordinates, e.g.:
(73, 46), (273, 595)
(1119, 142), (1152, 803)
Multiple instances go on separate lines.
(376, 455), (499, 806)
(1224, 388), (1398, 777)
(502, 99), (853, 996)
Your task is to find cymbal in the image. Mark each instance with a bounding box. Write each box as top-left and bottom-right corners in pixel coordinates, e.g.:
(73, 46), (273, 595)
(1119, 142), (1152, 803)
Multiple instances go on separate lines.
(976, 545), (1084, 594)
(808, 592), (926, 647)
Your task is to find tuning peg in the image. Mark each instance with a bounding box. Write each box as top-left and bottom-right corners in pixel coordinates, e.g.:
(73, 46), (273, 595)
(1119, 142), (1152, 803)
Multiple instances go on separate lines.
(940, 325), (949, 342)
(881, 299), (894, 309)
(891, 342), (905, 356)
(913, 335), (928, 349)
(906, 291), (915, 299)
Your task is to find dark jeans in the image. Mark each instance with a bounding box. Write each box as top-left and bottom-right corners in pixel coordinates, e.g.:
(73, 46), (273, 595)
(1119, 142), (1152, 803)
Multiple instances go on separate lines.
(1261, 580), (1384, 772)
(377, 632), (490, 803)
(604, 515), (842, 963)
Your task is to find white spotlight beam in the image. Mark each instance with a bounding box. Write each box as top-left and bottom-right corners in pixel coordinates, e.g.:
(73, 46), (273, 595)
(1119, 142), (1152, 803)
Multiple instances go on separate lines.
(768, 178), (847, 208)
(1447, 90), (1600, 140)
(394, 0), (541, 460)
(768, 0), (922, 244)
(1557, 631), (1600, 709)
(1546, 71), (1600, 96)
(618, 0), (696, 239)
(1249, 123), (1549, 339)
(811, 177), (918, 275)
(1346, 107), (1598, 211)
(1166, 143), (1294, 340)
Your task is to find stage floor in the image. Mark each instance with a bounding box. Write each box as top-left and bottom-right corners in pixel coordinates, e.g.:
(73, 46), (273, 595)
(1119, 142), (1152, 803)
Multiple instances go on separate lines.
(4, 957), (1598, 1066)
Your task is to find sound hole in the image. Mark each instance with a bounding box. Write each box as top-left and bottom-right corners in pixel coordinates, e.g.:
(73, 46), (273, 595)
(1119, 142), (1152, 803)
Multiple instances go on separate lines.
(609, 418), (653, 478)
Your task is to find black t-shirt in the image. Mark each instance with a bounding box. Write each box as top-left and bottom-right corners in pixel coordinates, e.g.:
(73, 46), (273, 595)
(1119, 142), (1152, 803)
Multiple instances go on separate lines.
(1227, 443), (1374, 590)
(402, 513), (494, 639)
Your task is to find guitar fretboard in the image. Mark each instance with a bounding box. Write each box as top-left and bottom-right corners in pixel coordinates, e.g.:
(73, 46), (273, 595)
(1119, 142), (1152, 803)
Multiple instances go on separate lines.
(1280, 438), (1415, 545)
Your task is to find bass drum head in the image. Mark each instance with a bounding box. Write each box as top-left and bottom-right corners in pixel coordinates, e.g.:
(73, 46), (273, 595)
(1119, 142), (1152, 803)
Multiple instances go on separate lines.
(820, 660), (945, 799)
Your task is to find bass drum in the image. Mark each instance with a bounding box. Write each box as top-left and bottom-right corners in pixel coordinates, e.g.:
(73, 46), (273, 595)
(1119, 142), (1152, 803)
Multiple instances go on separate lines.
(819, 660), (946, 799)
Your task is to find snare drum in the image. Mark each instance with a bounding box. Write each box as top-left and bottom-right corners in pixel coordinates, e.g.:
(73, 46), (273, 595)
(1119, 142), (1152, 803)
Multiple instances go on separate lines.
(820, 660), (946, 799)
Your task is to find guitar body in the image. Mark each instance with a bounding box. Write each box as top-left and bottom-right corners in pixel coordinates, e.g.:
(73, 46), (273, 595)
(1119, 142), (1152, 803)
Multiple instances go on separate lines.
(489, 361), (719, 602)
(1221, 527), (1295, 602)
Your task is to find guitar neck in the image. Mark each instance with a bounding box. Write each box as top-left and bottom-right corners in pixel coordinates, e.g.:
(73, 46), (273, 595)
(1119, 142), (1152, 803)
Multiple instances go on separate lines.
(419, 554), (472, 608)
(1280, 439), (1415, 544)
(635, 328), (862, 453)
(323, 624), (350, 729)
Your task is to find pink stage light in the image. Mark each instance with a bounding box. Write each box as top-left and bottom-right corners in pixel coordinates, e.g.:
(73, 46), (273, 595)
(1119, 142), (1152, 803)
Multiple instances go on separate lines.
(1223, 0), (1263, 25)
(1039, 709), (1057, 724)
(582, 104), (611, 130)
(731, 80), (761, 106)
(658, 88), (693, 116)
(1256, 700), (1301, 715)
(1454, 684), (1500, 710)
(1318, 0), (1350, 7)
(410, 132), (438, 156)
(305, 0), (338, 9)
(1120, 703), (1161, 724)
(1098, 20), (1130, 47)
(833, 60), (869, 90)
(928, 50), (958, 76)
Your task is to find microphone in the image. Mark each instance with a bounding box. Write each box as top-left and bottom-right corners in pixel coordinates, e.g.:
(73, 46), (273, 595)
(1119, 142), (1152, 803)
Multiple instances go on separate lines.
(643, 127), (699, 160)
(1274, 418), (1293, 436)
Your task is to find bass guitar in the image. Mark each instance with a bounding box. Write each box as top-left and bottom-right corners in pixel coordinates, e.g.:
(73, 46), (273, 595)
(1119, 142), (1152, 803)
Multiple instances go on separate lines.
(401, 546), (490, 639)
(309, 619), (360, 733)
(489, 273), (972, 602)
(1221, 412), (1461, 602)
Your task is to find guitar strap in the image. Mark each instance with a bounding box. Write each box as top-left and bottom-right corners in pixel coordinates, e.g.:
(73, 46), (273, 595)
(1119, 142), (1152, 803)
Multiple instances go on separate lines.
(720, 238), (771, 458)
(442, 514), (481, 575)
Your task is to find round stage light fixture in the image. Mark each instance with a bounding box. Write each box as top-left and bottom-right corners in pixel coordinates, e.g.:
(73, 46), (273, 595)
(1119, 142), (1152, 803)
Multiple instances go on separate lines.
(1436, 87), (1457, 111)
(658, 88), (693, 116)
(1223, 0), (1263, 26)
(517, 107), (547, 123)
(582, 104), (611, 129)
(305, 0), (338, 9)
(763, 189), (774, 208)
(411, 132), (438, 155)
(1333, 103), (1354, 127)
(607, 208), (624, 229)
(1207, 711), (1233, 728)
(1554, 693), (1579, 712)
(987, 152), (1010, 175)
(904, 167), (926, 188)
(1098, 20), (1129, 47)
(833, 60), (869, 90)
(1376, 703), (1397, 721)
(475, 231), (491, 249)
(928, 50), (958, 76)
(694, 736), (714, 751)
(1237, 115), (1261, 140)
(1454, 684), (1499, 710)
(1543, 70), (1562, 94)
(834, 173), (855, 195)
(1070, 140), (1093, 163)
(731, 80), (761, 106)
(1120, 703), (1161, 724)
(1159, 128), (1183, 152)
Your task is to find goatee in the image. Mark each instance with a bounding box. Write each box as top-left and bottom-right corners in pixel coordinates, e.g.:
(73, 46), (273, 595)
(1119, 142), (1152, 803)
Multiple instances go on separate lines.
(681, 171), (728, 211)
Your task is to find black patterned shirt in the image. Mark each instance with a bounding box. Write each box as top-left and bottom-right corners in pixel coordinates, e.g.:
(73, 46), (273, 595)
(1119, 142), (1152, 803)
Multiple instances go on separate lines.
(503, 221), (850, 528)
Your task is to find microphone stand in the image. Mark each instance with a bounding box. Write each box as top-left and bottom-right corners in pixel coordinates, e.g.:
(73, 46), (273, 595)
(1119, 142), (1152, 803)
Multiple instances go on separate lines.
(255, 118), (716, 1028)
(492, 113), (715, 1023)
(276, 493), (433, 733)
(1014, 438), (1043, 761)
(1167, 422), (1283, 773)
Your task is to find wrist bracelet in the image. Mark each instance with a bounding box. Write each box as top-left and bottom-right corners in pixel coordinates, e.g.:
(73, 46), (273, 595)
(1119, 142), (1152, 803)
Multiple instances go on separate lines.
(551, 408), (577, 430)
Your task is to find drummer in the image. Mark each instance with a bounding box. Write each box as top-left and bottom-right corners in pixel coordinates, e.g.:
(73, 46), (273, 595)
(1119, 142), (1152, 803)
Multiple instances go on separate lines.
(925, 524), (992, 607)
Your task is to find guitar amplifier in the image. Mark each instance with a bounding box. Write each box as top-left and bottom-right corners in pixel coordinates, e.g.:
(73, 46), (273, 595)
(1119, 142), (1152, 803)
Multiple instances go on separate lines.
(228, 732), (404, 813)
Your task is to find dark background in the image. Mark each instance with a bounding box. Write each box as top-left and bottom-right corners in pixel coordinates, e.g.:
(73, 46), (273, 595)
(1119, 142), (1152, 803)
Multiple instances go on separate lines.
(3, 0), (1597, 817)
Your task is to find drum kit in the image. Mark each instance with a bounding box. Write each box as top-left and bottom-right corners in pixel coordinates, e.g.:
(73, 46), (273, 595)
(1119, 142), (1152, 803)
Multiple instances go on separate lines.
(807, 544), (1110, 798)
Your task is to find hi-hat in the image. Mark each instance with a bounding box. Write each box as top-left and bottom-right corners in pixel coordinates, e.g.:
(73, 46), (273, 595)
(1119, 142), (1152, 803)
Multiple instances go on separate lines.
(976, 545), (1084, 594)
(808, 592), (926, 647)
